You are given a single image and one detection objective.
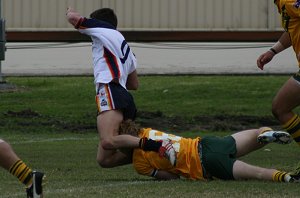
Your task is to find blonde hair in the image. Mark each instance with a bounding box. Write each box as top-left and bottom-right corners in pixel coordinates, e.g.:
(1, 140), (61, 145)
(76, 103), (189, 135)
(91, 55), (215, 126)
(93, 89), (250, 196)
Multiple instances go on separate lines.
(119, 119), (141, 136)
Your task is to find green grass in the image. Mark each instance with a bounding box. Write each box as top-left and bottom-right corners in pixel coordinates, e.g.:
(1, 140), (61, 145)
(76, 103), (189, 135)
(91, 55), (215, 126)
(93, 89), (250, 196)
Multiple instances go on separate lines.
(134, 75), (287, 116)
(1, 76), (300, 197)
(1, 131), (299, 198)
(1, 75), (292, 119)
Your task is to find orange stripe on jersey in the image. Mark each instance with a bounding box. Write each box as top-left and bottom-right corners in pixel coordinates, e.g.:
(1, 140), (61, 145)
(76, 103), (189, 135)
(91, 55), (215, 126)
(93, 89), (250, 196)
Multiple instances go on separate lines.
(103, 47), (120, 79)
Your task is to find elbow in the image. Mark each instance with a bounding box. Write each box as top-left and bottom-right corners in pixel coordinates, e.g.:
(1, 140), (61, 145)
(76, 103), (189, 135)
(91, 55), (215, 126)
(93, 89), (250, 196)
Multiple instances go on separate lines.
(127, 82), (139, 90)
(130, 84), (139, 90)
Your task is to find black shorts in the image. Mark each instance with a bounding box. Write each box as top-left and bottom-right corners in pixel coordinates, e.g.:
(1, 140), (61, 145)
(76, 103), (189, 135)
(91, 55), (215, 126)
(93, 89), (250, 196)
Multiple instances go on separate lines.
(95, 82), (137, 120)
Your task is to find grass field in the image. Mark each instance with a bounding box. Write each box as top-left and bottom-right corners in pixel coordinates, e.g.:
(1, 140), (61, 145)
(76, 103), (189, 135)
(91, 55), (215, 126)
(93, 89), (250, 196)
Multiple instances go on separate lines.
(1, 76), (300, 198)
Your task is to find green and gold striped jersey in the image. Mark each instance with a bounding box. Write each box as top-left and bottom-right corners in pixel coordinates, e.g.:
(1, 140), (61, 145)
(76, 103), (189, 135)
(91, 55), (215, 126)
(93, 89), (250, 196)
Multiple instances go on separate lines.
(133, 128), (205, 180)
(275, 0), (300, 66)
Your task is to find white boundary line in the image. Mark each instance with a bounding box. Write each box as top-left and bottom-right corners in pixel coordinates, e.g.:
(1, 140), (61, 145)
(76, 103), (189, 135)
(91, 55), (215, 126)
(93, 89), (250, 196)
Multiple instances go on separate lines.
(9, 137), (98, 145)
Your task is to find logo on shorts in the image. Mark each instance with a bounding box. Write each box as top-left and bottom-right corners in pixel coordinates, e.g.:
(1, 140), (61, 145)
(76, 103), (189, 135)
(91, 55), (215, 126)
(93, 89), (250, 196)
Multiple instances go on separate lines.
(100, 91), (105, 96)
(294, 0), (300, 8)
(101, 99), (108, 106)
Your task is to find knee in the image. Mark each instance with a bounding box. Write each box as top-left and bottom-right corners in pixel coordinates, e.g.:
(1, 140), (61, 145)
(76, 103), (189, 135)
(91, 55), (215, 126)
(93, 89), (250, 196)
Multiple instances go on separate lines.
(0, 140), (13, 158)
(271, 102), (282, 120)
(96, 157), (107, 168)
(0, 139), (9, 150)
(100, 138), (115, 150)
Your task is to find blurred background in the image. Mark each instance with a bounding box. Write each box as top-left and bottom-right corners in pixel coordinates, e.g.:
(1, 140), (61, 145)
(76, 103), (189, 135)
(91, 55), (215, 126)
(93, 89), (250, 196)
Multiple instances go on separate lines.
(2, 0), (283, 42)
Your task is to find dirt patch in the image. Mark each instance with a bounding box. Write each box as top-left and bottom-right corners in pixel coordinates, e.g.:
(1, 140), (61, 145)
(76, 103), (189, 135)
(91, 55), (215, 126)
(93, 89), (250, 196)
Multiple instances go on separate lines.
(0, 82), (25, 93)
(5, 108), (41, 117)
(136, 111), (280, 133)
(2, 109), (281, 133)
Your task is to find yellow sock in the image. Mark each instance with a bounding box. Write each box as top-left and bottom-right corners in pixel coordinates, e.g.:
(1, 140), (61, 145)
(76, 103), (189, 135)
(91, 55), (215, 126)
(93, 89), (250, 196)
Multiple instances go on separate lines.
(259, 127), (273, 134)
(282, 114), (300, 146)
(272, 170), (290, 182)
(9, 160), (33, 187)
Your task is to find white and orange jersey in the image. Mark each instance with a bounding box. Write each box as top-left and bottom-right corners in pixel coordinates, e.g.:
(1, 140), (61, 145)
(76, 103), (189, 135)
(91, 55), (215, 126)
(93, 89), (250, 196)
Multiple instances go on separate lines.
(275, 0), (300, 65)
(133, 128), (205, 180)
(74, 18), (137, 89)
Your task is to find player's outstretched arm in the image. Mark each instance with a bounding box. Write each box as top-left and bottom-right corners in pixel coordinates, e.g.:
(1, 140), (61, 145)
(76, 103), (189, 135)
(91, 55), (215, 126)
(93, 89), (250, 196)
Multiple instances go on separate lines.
(66, 7), (83, 27)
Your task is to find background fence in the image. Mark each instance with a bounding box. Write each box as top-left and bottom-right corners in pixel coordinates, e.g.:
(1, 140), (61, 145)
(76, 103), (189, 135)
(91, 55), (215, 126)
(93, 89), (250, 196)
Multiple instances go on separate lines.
(3, 0), (281, 31)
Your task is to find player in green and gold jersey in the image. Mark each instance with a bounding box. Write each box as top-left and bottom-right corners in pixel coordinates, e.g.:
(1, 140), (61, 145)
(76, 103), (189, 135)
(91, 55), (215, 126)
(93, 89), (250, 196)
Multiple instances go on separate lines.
(119, 120), (300, 182)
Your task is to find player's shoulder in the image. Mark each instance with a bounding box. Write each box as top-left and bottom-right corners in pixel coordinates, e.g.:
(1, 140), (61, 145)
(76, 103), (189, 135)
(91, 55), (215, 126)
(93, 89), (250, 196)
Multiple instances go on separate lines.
(139, 128), (152, 137)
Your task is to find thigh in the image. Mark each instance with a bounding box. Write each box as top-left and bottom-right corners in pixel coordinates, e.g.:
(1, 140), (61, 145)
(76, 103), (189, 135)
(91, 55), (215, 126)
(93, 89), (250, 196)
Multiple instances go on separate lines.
(273, 76), (300, 113)
(96, 110), (123, 162)
(97, 110), (123, 140)
(231, 128), (265, 158)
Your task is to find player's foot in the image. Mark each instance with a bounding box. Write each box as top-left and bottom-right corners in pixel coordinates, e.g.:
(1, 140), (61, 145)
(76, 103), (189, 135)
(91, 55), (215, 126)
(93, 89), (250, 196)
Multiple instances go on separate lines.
(26, 171), (45, 198)
(159, 139), (177, 166)
(257, 130), (292, 144)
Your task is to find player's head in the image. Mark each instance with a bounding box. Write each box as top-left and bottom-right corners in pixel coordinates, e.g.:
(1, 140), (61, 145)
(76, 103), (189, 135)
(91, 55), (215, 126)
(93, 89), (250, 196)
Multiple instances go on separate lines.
(119, 119), (140, 136)
(90, 8), (118, 28)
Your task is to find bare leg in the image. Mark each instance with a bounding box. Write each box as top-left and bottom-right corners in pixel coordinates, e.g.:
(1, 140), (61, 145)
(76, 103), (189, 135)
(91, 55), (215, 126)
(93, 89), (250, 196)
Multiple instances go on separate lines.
(96, 110), (140, 168)
(231, 127), (269, 158)
(272, 77), (300, 124)
(233, 160), (277, 181)
(0, 139), (20, 170)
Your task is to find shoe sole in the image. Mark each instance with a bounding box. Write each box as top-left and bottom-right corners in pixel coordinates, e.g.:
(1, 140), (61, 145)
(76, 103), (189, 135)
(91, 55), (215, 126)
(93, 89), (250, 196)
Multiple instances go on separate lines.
(273, 132), (292, 144)
(258, 131), (292, 144)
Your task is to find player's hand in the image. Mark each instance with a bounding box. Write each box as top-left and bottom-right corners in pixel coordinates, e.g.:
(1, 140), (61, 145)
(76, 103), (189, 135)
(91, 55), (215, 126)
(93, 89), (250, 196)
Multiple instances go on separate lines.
(66, 7), (74, 15)
(257, 51), (274, 70)
(158, 139), (177, 166)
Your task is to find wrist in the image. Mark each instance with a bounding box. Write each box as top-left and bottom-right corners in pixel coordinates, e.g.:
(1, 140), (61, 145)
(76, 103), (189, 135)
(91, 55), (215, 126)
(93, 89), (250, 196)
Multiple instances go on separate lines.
(271, 41), (285, 55)
(269, 48), (277, 55)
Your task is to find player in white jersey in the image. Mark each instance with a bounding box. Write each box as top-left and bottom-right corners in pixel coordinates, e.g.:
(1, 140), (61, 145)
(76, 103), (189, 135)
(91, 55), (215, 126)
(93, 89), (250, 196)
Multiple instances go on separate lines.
(66, 7), (176, 168)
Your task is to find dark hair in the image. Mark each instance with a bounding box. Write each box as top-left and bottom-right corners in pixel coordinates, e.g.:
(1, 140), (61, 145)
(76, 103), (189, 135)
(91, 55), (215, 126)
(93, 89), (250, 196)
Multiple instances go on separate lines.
(90, 8), (118, 28)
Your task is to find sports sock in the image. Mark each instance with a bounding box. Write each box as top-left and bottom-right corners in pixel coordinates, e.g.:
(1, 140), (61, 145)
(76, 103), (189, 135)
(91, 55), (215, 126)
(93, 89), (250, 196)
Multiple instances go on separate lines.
(259, 127), (273, 134)
(9, 160), (33, 187)
(139, 137), (162, 151)
(272, 170), (290, 182)
(282, 113), (300, 146)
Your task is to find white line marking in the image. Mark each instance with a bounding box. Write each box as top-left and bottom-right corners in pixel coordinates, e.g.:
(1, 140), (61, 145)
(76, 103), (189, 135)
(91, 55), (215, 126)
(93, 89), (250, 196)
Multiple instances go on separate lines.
(9, 137), (98, 145)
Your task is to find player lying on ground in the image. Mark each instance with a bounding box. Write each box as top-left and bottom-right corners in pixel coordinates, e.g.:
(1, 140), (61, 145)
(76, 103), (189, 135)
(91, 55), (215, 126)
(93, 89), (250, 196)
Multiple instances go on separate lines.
(66, 7), (176, 167)
(119, 120), (300, 182)
(0, 138), (45, 198)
